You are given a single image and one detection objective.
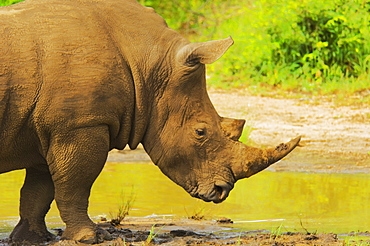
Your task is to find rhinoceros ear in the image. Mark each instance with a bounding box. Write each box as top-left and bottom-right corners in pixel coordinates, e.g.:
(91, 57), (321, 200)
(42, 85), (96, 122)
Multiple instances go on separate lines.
(177, 37), (234, 66)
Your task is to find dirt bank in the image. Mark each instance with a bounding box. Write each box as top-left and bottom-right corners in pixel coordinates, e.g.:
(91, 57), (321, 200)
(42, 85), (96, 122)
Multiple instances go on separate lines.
(209, 90), (370, 173)
(108, 90), (370, 172)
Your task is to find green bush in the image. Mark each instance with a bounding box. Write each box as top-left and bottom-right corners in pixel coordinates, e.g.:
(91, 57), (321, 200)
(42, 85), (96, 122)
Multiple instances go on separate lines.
(2, 0), (370, 97)
(267, 0), (370, 82)
(0, 0), (22, 6)
(143, 0), (370, 96)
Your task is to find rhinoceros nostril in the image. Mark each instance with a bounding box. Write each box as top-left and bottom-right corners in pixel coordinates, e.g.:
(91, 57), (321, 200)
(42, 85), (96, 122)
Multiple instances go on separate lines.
(214, 181), (232, 202)
(214, 185), (225, 200)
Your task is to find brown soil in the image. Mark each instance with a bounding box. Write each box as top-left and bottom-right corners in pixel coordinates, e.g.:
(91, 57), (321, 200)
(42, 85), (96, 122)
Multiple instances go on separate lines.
(209, 89), (370, 173)
(11, 91), (370, 245)
(48, 218), (345, 245)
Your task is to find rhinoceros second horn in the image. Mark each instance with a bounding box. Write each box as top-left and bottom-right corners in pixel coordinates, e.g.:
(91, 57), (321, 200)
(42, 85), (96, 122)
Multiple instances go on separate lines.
(232, 136), (301, 180)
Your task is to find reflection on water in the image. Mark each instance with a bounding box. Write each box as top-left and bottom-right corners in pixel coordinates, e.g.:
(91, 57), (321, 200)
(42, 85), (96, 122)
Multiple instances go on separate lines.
(1, 161), (370, 238)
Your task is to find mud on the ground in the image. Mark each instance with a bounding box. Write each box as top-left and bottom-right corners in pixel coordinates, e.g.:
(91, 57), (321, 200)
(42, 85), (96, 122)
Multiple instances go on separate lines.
(43, 217), (345, 246)
(97, 218), (346, 246)
(100, 221), (342, 246)
(0, 218), (348, 245)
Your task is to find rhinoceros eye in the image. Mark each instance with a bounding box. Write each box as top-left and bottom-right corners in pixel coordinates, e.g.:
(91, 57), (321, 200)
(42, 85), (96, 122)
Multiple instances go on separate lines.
(195, 129), (206, 136)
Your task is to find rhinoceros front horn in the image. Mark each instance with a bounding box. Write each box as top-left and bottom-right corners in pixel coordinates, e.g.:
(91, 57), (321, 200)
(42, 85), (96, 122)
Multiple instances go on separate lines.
(233, 136), (301, 180)
(266, 136), (301, 164)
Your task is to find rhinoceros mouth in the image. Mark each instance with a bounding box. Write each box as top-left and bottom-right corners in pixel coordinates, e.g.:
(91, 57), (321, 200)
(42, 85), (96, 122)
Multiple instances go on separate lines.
(191, 181), (234, 204)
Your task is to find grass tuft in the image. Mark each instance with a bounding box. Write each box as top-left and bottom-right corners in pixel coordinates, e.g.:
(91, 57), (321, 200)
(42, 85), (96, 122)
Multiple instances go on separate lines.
(184, 205), (212, 221)
(143, 224), (163, 245)
(109, 188), (136, 226)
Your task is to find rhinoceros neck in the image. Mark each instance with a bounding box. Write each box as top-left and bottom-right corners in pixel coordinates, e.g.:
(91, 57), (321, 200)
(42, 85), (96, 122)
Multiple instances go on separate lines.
(98, 3), (187, 149)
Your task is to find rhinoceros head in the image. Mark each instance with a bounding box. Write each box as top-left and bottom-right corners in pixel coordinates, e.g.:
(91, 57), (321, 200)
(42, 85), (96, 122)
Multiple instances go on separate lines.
(142, 37), (300, 203)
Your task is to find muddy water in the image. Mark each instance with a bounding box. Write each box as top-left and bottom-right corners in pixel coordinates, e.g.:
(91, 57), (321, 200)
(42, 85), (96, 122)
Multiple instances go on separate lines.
(1, 155), (370, 238)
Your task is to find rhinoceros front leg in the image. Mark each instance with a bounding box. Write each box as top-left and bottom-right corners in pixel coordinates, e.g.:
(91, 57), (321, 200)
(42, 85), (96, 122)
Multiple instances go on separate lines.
(46, 126), (112, 243)
(10, 167), (55, 243)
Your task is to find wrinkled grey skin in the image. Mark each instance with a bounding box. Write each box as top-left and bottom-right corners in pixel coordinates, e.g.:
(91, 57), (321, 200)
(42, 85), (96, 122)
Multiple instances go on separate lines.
(0, 0), (300, 243)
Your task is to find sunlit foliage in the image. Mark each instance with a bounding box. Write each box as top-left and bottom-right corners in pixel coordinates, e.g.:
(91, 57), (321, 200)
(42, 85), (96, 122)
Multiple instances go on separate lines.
(2, 0), (370, 98)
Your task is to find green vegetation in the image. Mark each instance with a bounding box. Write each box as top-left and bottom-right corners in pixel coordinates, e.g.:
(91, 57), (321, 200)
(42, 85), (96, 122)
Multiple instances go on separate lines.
(270, 223), (285, 238)
(2, 0), (369, 103)
(239, 124), (253, 145)
(144, 224), (162, 245)
(141, 0), (370, 103)
(0, 0), (22, 6)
